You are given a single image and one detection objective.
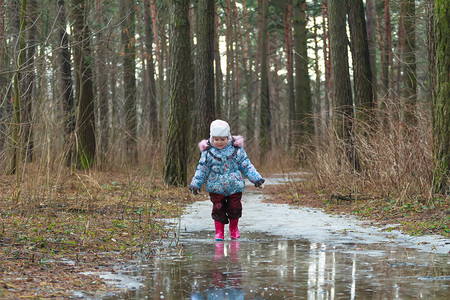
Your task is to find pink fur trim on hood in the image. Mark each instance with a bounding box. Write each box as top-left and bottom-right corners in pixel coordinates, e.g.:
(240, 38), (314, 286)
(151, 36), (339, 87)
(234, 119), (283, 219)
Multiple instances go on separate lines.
(198, 135), (244, 151)
(198, 140), (210, 151)
(233, 135), (244, 147)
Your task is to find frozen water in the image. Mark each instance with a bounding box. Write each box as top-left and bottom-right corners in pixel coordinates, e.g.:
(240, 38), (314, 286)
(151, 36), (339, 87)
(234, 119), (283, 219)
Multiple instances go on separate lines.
(180, 178), (449, 254)
(99, 174), (450, 299)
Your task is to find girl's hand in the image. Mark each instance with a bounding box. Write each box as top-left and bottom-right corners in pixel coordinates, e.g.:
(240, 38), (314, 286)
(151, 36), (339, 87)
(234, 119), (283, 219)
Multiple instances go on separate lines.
(189, 186), (201, 195)
(254, 179), (265, 188)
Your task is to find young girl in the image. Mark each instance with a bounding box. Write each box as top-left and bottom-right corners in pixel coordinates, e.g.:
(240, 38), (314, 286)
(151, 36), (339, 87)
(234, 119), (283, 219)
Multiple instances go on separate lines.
(189, 119), (265, 241)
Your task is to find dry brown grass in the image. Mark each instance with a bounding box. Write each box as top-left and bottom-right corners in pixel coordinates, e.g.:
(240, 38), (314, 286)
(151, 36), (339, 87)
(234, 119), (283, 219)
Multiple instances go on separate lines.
(0, 163), (194, 298)
(278, 106), (449, 238)
(305, 107), (439, 203)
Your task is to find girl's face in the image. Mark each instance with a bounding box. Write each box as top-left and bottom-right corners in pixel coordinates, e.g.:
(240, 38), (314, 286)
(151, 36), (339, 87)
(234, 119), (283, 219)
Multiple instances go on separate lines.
(213, 137), (228, 149)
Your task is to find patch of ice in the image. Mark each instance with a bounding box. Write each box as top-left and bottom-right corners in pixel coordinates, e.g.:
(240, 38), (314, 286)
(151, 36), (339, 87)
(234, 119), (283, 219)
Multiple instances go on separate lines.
(82, 271), (143, 290)
(180, 184), (450, 255)
(71, 291), (85, 298)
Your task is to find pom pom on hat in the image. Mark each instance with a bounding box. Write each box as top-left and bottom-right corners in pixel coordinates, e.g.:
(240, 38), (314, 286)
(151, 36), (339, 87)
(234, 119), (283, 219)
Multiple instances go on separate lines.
(210, 120), (230, 137)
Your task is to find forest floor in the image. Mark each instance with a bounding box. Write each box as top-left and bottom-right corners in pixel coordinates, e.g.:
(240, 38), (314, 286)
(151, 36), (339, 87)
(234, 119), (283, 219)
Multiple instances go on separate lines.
(0, 168), (195, 299)
(0, 169), (448, 298)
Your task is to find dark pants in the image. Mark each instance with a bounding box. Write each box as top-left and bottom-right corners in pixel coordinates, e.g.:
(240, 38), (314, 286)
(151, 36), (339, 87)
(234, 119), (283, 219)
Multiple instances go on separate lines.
(210, 192), (242, 224)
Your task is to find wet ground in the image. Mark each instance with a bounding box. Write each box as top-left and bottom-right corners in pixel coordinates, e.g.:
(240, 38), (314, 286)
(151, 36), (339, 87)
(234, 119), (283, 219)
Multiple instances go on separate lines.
(107, 232), (449, 300)
(101, 176), (450, 299)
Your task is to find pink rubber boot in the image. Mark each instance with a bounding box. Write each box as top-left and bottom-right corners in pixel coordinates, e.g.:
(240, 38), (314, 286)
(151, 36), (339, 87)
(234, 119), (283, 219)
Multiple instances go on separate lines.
(214, 221), (225, 241)
(229, 219), (240, 239)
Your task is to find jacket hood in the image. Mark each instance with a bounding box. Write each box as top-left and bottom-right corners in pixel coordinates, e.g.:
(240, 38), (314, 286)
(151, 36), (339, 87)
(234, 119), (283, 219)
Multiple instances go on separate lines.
(198, 135), (244, 151)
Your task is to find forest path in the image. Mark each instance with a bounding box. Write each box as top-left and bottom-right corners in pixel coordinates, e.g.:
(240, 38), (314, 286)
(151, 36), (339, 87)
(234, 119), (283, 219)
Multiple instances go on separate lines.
(107, 174), (450, 299)
(180, 174), (449, 254)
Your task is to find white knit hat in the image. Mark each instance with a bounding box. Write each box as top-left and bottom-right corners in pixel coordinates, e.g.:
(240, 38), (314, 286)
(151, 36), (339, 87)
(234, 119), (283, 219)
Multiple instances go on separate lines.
(210, 119), (230, 137)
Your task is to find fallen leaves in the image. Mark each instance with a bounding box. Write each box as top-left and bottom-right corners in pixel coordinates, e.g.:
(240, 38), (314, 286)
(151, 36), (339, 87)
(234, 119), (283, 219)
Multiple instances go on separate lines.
(0, 169), (194, 299)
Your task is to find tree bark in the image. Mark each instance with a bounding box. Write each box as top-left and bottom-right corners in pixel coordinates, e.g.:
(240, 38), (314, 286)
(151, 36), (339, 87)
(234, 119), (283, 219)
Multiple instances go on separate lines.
(432, 0), (450, 194)
(214, 3), (223, 119)
(365, 0), (378, 104)
(21, 0), (37, 162)
(150, 0), (164, 135)
(143, 0), (158, 138)
(381, 0), (392, 96)
(120, 0), (137, 163)
(313, 12), (322, 142)
(0, 0), (5, 154)
(283, 1), (295, 147)
(231, 0), (240, 133)
(401, 0), (417, 125)
(329, 0), (359, 171)
(347, 0), (374, 120)
(196, 0), (215, 139)
(241, 0), (254, 141)
(94, 0), (109, 167)
(225, 0), (232, 121)
(293, 0), (312, 136)
(163, 0), (191, 186)
(259, 0), (270, 153)
(57, 0), (75, 167)
(71, 0), (96, 169)
(321, 0), (332, 130)
(7, 0), (27, 175)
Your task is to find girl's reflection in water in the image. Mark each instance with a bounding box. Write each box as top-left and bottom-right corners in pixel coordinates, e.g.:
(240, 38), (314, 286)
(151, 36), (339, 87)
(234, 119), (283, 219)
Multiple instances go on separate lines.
(191, 241), (246, 300)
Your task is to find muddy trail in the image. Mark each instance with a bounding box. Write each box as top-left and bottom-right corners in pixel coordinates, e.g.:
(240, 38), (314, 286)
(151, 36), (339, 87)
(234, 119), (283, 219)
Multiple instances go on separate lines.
(101, 175), (449, 299)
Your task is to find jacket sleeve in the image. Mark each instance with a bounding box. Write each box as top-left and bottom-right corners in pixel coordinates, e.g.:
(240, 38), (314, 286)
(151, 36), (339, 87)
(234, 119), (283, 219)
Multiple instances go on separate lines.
(236, 148), (263, 184)
(189, 151), (210, 188)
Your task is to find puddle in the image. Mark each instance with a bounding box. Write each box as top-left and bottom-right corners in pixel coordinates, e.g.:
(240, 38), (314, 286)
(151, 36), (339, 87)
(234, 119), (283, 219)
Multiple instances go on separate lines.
(105, 231), (449, 299)
(99, 175), (449, 299)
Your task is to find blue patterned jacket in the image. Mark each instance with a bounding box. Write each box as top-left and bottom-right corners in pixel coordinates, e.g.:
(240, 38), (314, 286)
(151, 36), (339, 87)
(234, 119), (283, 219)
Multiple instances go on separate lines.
(189, 136), (263, 196)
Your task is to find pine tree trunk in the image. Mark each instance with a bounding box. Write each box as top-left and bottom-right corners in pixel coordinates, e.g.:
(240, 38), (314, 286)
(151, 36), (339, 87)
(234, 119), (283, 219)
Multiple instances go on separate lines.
(161, 24), (169, 137)
(402, 0), (417, 125)
(254, 0), (262, 140)
(0, 0), (5, 154)
(293, 0), (312, 136)
(231, 0), (240, 133)
(214, 3), (223, 119)
(7, 0), (27, 175)
(196, 0), (215, 139)
(21, 0), (37, 162)
(225, 0), (232, 121)
(329, 0), (359, 171)
(347, 0), (374, 120)
(313, 13), (322, 142)
(57, 0), (75, 167)
(387, 2), (394, 101)
(283, 1), (295, 147)
(259, 0), (270, 153)
(150, 0), (161, 69)
(120, 0), (137, 163)
(432, 0), (449, 194)
(142, 0), (158, 139)
(72, 0), (96, 169)
(321, 1), (332, 130)
(94, 0), (109, 167)
(241, 0), (254, 141)
(381, 0), (391, 96)
(365, 0), (378, 104)
(271, 36), (282, 147)
(398, 11), (405, 96)
(150, 0), (164, 135)
(163, 0), (191, 186)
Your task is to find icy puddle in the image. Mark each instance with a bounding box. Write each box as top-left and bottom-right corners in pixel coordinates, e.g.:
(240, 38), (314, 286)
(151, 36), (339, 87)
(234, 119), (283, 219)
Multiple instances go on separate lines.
(107, 232), (449, 299)
(102, 176), (449, 299)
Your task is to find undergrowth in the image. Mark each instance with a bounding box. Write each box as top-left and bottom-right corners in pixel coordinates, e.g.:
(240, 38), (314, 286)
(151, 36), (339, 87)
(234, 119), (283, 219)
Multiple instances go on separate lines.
(0, 164), (195, 298)
(286, 106), (449, 237)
